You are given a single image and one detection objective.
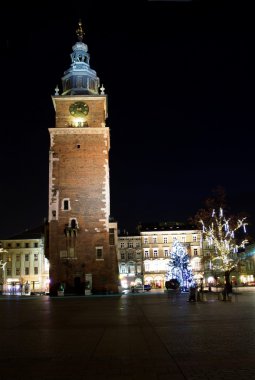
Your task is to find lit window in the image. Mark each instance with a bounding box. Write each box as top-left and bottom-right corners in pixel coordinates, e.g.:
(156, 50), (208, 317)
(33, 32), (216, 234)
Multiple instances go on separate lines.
(120, 264), (126, 274)
(153, 249), (158, 258)
(144, 250), (149, 258)
(194, 248), (198, 256)
(163, 237), (168, 244)
(145, 263), (150, 271)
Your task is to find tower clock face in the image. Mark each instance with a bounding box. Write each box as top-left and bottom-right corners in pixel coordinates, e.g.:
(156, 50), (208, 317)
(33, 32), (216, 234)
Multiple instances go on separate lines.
(69, 102), (89, 117)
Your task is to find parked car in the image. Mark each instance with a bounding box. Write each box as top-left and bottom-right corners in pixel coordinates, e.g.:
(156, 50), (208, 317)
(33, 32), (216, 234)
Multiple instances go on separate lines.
(144, 284), (151, 291)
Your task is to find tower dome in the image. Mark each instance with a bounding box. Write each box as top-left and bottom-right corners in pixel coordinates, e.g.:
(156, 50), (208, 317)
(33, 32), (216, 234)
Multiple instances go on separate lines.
(61, 20), (100, 95)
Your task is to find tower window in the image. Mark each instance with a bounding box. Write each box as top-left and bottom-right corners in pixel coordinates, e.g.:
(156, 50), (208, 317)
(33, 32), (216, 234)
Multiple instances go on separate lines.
(64, 200), (69, 210)
(62, 198), (71, 211)
(96, 247), (103, 260)
(71, 219), (77, 229)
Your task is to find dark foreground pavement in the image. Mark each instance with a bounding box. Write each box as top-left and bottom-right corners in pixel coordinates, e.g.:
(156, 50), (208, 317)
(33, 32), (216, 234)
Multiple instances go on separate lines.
(0, 290), (255, 380)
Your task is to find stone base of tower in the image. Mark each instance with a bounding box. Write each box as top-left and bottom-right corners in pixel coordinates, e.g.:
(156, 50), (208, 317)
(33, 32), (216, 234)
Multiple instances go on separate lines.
(48, 245), (120, 296)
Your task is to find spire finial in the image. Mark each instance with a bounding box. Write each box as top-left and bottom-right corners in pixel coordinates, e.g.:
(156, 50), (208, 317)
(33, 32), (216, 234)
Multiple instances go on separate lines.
(100, 84), (105, 95)
(76, 19), (85, 42)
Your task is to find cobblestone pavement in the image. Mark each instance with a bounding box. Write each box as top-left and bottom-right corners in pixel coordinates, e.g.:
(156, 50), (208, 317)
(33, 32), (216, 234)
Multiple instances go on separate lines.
(0, 290), (255, 379)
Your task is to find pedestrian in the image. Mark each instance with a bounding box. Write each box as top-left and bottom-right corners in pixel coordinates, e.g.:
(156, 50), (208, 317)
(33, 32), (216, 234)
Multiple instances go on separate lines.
(188, 283), (197, 302)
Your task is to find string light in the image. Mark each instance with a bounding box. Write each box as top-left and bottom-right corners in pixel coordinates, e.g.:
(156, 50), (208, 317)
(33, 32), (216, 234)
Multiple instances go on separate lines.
(200, 208), (248, 273)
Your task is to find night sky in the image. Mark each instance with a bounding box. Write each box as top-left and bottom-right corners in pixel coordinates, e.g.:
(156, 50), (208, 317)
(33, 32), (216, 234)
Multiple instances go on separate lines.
(1, 1), (255, 238)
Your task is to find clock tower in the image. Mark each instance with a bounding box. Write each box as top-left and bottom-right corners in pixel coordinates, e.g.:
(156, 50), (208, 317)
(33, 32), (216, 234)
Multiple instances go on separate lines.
(47, 21), (119, 295)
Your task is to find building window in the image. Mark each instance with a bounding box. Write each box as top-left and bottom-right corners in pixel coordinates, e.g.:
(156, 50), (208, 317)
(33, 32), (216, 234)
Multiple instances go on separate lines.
(34, 243), (38, 248)
(16, 254), (20, 261)
(194, 249), (198, 256)
(128, 253), (133, 260)
(120, 242), (125, 248)
(34, 267), (38, 275)
(7, 268), (12, 276)
(16, 268), (20, 275)
(70, 219), (78, 229)
(7, 243), (11, 248)
(96, 247), (103, 260)
(153, 249), (158, 258)
(62, 198), (70, 211)
(25, 254), (29, 261)
(163, 236), (168, 244)
(144, 237), (148, 244)
(135, 242), (140, 248)
(120, 264), (126, 274)
(34, 254), (38, 261)
(25, 267), (29, 275)
(164, 249), (169, 257)
(121, 253), (125, 260)
(144, 250), (149, 258)
(152, 236), (157, 244)
(181, 236), (186, 243)
(16, 243), (20, 248)
(128, 241), (133, 248)
(129, 264), (135, 274)
(25, 243), (29, 248)
(193, 235), (197, 242)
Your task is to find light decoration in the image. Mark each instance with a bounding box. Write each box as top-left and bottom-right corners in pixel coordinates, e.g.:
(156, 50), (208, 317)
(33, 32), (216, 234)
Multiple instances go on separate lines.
(166, 239), (194, 289)
(200, 208), (248, 274)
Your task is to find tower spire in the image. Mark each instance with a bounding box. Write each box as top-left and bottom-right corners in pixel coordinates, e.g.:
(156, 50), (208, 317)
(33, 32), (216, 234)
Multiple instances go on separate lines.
(76, 19), (85, 42)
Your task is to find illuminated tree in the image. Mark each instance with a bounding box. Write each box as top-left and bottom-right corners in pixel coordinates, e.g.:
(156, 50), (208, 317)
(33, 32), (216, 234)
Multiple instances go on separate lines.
(166, 239), (194, 289)
(200, 208), (248, 293)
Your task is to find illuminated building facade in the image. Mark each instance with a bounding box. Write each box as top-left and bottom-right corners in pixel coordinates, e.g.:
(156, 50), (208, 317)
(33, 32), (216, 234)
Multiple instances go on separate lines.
(140, 223), (203, 288)
(0, 227), (49, 294)
(117, 235), (143, 289)
(47, 22), (119, 295)
(117, 223), (203, 289)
